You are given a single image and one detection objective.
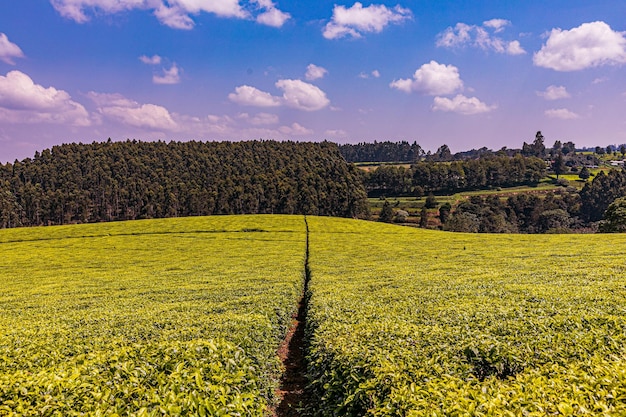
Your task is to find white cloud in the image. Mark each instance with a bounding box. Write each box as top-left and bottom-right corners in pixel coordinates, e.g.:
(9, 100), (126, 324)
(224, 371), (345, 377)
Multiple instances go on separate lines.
(139, 54), (162, 65)
(325, 129), (348, 138)
(0, 70), (91, 126)
(279, 122), (313, 136)
(323, 2), (412, 40)
(256, 7), (290, 28)
(275, 79), (330, 111)
(390, 61), (463, 96)
(153, 63), (181, 84)
(359, 69), (381, 79)
(80, 90), (320, 140)
(251, 0), (290, 27)
(50, 0), (289, 29)
(483, 18), (509, 33)
(534, 21), (626, 71)
(229, 79), (330, 111)
(139, 55), (181, 84)
(228, 85), (282, 107)
(0, 33), (25, 65)
(537, 85), (570, 100)
(239, 112), (279, 125)
(153, 4), (196, 30)
(102, 104), (178, 129)
(437, 22), (472, 48)
(545, 108), (580, 119)
(506, 41), (525, 55)
(432, 94), (496, 115)
(436, 20), (526, 55)
(305, 64), (328, 81)
(87, 91), (178, 130)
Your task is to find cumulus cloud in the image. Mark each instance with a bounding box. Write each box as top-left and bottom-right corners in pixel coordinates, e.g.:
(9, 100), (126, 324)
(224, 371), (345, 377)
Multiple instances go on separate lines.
(153, 4), (196, 29)
(537, 85), (570, 100)
(432, 94), (496, 115)
(323, 2), (412, 40)
(545, 108), (580, 119)
(279, 122), (314, 136)
(230, 79), (330, 111)
(153, 63), (181, 84)
(275, 79), (330, 111)
(390, 61), (463, 96)
(483, 18), (509, 33)
(87, 92), (178, 130)
(139, 55), (181, 84)
(255, 3), (290, 28)
(305, 64), (328, 81)
(239, 112), (279, 125)
(50, 0), (290, 29)
(228, 85), (282, 107)
(0, 33), (25, 65)
(436, 19), (526, 55)
(0, 70), (91, 126)
(534, 21), (626, 71)
(139, 54), (162, 65)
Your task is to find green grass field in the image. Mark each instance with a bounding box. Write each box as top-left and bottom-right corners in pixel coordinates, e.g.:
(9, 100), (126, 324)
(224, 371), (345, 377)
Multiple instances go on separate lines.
(0, 215), (307, 416)
(2, 215), (626, 416)
(306, 217), (626, 416)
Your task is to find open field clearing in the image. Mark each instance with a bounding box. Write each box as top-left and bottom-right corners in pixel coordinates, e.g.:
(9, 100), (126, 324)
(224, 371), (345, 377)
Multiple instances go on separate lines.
(0, 215), (306, 416)
(3, 215), (626, 416)
(307, 217), (626, 416)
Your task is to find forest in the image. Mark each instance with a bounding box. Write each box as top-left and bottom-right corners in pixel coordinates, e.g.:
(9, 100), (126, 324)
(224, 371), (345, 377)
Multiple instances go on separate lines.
(346, 134), (626, 234)
(2, 135), (626, 233)
(0, 140), (368, 228)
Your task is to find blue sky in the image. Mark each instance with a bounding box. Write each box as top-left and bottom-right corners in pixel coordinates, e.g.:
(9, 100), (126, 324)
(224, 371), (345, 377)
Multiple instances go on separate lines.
(1, 1), (626, 162)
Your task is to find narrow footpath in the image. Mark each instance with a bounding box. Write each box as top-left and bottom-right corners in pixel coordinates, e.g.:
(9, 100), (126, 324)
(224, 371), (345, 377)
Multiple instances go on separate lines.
(273, 216), (311, 417)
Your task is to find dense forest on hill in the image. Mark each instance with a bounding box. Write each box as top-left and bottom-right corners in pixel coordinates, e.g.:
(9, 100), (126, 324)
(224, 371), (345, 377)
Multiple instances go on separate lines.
(0, 140), (368, 228)
(2, 135), (626, 233)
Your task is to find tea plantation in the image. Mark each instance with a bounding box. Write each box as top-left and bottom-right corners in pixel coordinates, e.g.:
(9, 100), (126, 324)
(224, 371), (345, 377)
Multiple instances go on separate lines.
(2, 215), (626, 415)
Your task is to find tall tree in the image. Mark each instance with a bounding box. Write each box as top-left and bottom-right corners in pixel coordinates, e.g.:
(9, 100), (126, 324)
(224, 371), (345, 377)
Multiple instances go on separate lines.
(379, 200), (393, 223)
(599, 197), (626, 232)
(552, 153), (566, 179)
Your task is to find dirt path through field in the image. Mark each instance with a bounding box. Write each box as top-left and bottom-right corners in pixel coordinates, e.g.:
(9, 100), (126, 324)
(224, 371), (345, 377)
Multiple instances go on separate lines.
(273, 216), (311, 417)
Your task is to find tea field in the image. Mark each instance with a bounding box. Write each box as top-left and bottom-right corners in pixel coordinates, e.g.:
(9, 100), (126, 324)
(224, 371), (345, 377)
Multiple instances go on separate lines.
(306, 217), (626, 416)
(0, 215), (307, 416)
(2, 215), (626, 416)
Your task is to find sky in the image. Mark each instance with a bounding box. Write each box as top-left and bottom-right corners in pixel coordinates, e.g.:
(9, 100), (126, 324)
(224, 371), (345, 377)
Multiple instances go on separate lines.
(1, 1), (626, 163)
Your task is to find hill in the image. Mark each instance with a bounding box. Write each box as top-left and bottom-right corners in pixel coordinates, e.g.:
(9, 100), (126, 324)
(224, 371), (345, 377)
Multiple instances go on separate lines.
(2, 215), (626, 415)
(0, 140), (368, 228)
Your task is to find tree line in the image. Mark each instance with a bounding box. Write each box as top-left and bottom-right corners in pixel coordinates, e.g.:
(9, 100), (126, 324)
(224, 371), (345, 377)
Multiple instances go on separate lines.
(364, 155), (547, 197)
(0, 140), (369, 228)
(439, 169), (626, 233)
(339, 141), (423, 163)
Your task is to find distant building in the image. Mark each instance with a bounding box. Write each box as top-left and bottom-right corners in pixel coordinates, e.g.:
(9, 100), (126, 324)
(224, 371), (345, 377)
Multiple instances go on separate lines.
(610, 160), (625, 166)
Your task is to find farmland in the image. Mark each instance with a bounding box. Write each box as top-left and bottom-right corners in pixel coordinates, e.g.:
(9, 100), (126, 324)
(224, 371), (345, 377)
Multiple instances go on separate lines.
(2, 215), (626, 415)
(306, 217), (626, 415)
(0, 215), (307, 416)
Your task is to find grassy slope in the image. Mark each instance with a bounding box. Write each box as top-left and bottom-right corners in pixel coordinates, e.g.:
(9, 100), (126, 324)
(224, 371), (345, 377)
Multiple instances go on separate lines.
(2, 215), (626, 415)
(0, 215), (306, 416)
(306, 217), (626, 416)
